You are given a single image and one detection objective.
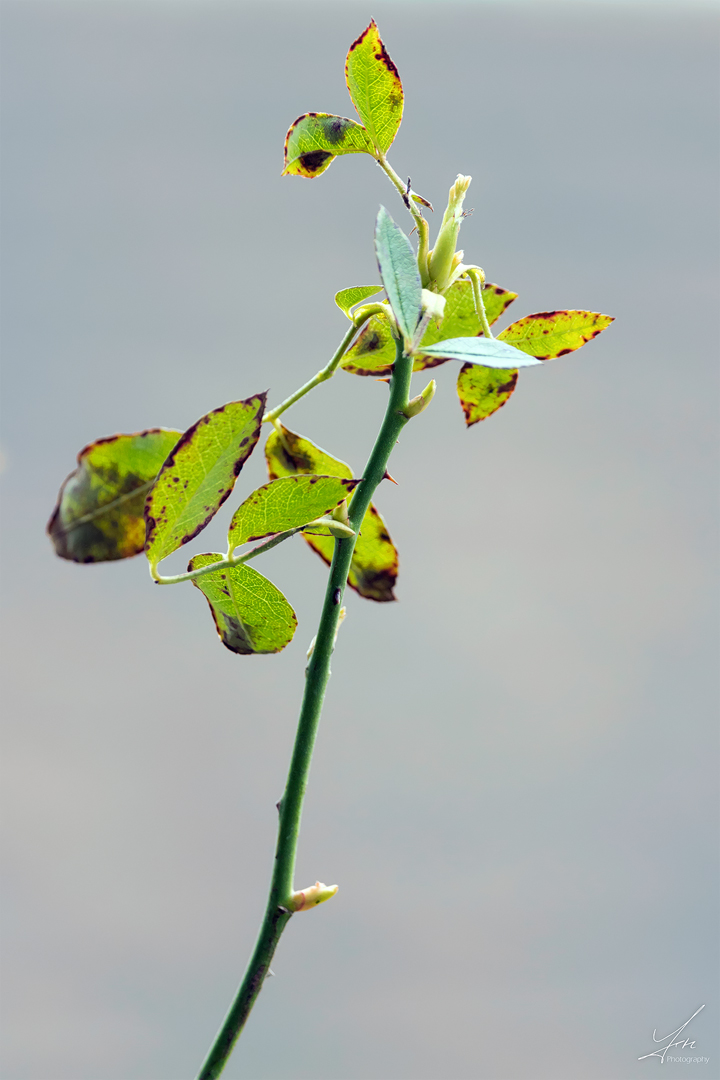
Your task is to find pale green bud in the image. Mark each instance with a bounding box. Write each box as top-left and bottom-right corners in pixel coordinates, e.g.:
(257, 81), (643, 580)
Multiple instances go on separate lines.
(427, 175), (472, 292)
(403, 379), (437, 418)
(291, 881), (339, 912)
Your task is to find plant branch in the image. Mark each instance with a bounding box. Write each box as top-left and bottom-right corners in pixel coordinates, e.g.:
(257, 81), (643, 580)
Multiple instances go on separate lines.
(150, 527), (306, 585)
(263, 306), (376, 426)
(195, 337), (414, 1080)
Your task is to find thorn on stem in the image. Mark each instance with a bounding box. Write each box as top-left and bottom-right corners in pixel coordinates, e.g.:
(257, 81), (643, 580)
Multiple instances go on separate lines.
(383, 470), (399, 485)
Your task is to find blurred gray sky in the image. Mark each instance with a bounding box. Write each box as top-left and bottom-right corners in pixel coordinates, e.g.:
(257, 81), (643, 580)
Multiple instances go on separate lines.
(1, 2), (718, 1078)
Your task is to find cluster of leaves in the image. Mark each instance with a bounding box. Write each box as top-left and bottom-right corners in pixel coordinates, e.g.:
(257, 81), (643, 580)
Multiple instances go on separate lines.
(48, 19), (613, 664)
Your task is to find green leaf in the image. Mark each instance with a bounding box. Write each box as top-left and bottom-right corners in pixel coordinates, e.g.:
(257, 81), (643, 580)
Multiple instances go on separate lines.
(265, 425), (398, 602)
(282, 113), (375, 179)
(335, 285), (383, 319)
(457, 364), (518, 427)
(498, 310), (615, 359)
(342, 280), (517, 377)
(375, 207), (422, 343)
(227, 475), (358, 553)
(189, 554), (297, 655)
(145, 394), (266, 570)
(48, 428), (182, 563)
(345, 20), (403, 154)
(417, 336), (541, 368)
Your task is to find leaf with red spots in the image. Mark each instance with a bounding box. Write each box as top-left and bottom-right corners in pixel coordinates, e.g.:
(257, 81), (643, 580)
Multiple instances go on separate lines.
(265, 425), (398, 602)
(498, 310), (614, 360)
(144, 394), (266, 572)
(282, 113), (374, 179)
(456, 364), (519, 427)
(189, 554), (297, 655)
(345, 21), (403, 155)
(342, 281), (518, 377)
(48, 428), (182, 563)
(227, 475), (358, 556)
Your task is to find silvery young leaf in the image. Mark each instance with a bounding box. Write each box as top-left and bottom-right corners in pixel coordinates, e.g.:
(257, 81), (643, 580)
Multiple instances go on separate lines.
(456, 363), (518, 427)
(145, 393), (265, 569)
(227, 475), (358, 553)
(189, 554), (297, 655)
(345, 20), (403, 154)
(282, 113), (374, 178)
(498, 310), (615, 359)
(48, 428), (182, 563)
(375, 206), (422, 343)
(342, 280), (517, 377)
(334, 285), (383, 319)
(265, 425), (398, 602)
(418, 336), (542, 368)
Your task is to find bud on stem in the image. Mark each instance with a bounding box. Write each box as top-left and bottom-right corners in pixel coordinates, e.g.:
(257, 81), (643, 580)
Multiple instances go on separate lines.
(403, 379), (437, 418)
(427, 175), (472, 292)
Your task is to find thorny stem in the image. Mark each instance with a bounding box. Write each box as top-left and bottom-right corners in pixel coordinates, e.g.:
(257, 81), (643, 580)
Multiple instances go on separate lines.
(195, 337), (414, 1080)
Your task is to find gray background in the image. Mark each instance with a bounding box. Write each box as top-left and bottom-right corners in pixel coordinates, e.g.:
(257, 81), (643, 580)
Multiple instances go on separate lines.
(1, 2), (718, 1078)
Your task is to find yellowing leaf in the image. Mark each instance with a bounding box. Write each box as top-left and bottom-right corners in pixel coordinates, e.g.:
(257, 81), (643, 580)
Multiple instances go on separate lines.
(189, 554), (297, 655)
(265, 425), (398, 602)
(456, 363), (518, 427)
(342, 281), (518, 377)
(345, 21), (403, 154)
(48, 428), (181, 562)
(498, 310), (614, 359)
(145, 394), (265, 570)
(282, 113), (374, 178)
(227, 475), (357, 553)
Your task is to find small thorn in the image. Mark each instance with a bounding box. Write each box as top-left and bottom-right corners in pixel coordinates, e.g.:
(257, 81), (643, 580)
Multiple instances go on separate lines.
(409, 225), (417, 237)
(375, 377), (391, 383)
(383, 470), (399, 485)
(267, 969), (276, 978)
(276, 800), (282, 813)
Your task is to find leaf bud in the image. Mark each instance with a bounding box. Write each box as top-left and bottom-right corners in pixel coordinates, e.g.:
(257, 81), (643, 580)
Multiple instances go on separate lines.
(427, 175), (472, 293)
(290, 881), (339, 912)
(403, 379), (437, 418)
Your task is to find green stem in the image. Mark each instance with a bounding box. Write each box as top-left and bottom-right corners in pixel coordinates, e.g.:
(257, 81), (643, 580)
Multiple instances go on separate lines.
(263, 308), (375, 426)
(467, 268), (494, 339)
(196, 338), (414, 1080)
(150, 527), (305, 586)
(376, 156), (430, 285)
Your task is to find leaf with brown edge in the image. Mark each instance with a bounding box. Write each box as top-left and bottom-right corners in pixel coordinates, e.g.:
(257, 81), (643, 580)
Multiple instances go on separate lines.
(342, 281), (518, 377)
(498, 310), (614, 360)
(265, 425), (398, 602)
(345, 20), (403, 155)
(189, 553), (297, 655)
(282, 113), (374, 178)
(48, 428), (182, 563)
(457, 363), (518, 427)
(145, 393), (266, 571)
(341, 310), (396, 376)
